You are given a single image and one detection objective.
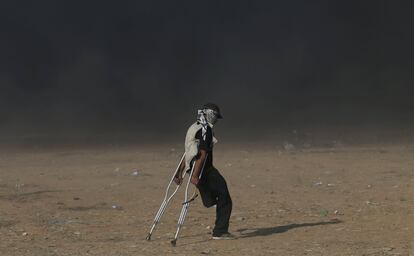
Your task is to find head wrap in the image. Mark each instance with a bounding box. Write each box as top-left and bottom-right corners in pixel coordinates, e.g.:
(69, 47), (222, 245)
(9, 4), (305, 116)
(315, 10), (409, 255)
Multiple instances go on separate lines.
(196, 109), (209, 140)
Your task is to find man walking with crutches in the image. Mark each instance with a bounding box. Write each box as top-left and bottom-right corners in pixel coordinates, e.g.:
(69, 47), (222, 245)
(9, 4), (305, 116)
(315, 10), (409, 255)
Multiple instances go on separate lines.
(174, 103), (234, 240)
(146, 103), (233, 245)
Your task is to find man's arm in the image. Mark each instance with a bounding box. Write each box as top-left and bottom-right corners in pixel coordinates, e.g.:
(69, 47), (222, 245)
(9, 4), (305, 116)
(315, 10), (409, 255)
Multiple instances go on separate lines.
(191, 149), (207, 186)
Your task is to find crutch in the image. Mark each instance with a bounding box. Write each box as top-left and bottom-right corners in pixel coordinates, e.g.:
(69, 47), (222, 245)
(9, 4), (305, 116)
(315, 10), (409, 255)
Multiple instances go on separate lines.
(170, 153), (208, 246)
(146, 153), (186, 241)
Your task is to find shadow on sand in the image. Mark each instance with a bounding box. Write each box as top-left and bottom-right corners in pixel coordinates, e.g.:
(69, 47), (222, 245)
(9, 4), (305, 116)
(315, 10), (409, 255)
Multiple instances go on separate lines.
(0, 190), (59, 201)
(237, 219), (342, 238)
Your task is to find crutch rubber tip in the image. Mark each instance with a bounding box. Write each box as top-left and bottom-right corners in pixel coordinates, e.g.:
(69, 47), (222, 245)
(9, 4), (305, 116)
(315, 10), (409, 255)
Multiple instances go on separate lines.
(171, 239), (177, 246)
(145, 234), (151, 241)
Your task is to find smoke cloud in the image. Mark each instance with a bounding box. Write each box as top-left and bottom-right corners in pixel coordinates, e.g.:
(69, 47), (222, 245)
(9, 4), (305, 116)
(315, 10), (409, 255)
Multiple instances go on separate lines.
(0, 1), (413, 143)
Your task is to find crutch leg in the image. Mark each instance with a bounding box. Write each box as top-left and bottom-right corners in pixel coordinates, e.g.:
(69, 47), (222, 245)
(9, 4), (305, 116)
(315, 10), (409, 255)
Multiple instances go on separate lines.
(171, 176), (192, 246)
(146, 153), (185, 241)
(170, 153), (208, 246)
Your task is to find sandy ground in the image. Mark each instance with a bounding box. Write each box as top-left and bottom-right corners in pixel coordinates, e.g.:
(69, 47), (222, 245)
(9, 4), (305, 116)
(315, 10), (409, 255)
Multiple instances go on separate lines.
(1, 141), (414, 256)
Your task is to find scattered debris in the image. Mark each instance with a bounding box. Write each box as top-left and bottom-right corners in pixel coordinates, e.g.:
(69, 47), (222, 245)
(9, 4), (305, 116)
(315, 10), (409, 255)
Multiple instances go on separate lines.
(365, 200), (378, 205)
(283, 142), (295, 152)
(15, 183), (24, 191)
(201, 249), (211, 254)
(236, 217), (245, 221)
(111, 205), (123, 210)
(313, 181), (323, 186)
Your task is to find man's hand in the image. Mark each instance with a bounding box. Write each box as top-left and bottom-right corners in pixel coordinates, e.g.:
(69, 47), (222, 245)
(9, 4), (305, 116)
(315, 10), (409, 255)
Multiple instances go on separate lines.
(190, 176), (199, 186)
(174, 176), (183, 185)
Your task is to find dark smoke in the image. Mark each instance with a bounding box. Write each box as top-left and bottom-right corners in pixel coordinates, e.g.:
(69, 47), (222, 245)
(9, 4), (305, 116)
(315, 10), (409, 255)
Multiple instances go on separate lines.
(0, 1), (413, 144)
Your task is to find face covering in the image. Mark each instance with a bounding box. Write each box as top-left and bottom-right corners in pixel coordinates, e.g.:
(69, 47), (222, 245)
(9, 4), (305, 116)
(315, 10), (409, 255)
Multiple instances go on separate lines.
(204, 109), (218, 125)
(196, 108), (218, 140)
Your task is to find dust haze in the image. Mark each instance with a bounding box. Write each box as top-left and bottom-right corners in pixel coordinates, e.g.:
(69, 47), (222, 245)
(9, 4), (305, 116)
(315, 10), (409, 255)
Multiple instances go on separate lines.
(1, 1), (413, 146)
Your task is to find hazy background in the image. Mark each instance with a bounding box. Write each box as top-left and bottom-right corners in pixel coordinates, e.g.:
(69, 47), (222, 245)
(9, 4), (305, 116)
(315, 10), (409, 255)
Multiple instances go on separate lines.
(1, 1), (413, 145)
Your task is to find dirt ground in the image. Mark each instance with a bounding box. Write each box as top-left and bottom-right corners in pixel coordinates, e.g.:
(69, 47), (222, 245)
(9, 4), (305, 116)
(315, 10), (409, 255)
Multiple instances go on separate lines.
(1, 141), (414, 256)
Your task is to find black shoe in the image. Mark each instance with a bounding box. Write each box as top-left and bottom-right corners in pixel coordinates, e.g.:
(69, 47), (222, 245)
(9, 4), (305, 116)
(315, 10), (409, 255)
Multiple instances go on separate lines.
(212, 232), (236, 240)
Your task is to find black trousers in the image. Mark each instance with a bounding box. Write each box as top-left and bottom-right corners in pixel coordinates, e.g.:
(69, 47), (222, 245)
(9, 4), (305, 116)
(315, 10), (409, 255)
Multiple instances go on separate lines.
(198, 166), (232, 236)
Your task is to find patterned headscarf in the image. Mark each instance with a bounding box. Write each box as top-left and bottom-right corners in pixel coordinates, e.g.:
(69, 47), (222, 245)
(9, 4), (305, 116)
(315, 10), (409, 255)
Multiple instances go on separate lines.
(197, 105), (219, 139)
(197, 109), (209, 140)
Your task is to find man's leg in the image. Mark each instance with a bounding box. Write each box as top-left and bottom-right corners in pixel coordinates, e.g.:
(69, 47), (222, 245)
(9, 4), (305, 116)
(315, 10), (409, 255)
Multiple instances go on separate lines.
(198, 168), (216, 208)
(207, 168), (232, 236)
(198, 183), (216, 208)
